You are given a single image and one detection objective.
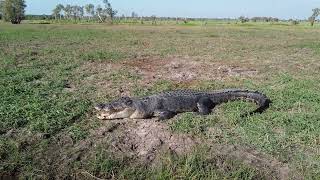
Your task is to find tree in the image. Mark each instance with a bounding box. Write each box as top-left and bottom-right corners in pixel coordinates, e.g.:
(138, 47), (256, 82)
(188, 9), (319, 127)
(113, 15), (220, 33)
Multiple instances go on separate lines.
(0, 0), (4, 19)
(103, 0), (117, 24)
(79, 6), (84, 20)
(64, 4), (72, 19)
(290, 19), (299, 25)
(239, 16), (249, 23)
(131, 11), (138, 23)
(52, 4), (64, 20)
(1, 0), (26, 24)
(96, 5), (104, 22)
(71, 5), (77, 20)
(251, 17), (259, 22)
(183, 17), (188, 24)
(309, 8), (320, 26)
(70, 5), (83, 21)
(85, 4), (95, 20)
(52, 7), (59, 20)
(56, 4), (64, 20)
(131, 11), (138, 18)
(151, 15), (157, 25)
(95, 1), (117, 24)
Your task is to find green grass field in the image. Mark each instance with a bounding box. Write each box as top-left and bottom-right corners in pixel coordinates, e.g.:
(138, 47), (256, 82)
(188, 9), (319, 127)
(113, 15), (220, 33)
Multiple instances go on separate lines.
(1, 22), (320, 179)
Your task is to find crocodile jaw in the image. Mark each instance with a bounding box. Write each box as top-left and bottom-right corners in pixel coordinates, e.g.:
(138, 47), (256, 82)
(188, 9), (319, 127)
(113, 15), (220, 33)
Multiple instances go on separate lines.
(97, 108), (135, 120)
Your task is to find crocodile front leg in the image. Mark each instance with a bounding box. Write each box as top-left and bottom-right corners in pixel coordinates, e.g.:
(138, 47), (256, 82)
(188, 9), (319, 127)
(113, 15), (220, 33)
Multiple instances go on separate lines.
(197, 97), (216, 115)
(154, 109), (177, 120)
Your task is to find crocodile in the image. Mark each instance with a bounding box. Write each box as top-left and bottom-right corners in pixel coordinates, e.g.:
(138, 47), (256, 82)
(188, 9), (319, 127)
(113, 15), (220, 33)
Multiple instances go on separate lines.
(95, 89), (271, 120)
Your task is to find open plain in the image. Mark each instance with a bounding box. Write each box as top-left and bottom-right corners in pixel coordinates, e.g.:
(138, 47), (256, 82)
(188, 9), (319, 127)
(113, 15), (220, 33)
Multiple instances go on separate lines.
(1, 22), (320, 179)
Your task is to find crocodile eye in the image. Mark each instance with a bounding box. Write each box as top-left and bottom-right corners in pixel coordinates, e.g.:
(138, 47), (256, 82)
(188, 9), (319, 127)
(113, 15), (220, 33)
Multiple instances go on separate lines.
(121, 96), (132, 106)
(95, 103), (105, 110)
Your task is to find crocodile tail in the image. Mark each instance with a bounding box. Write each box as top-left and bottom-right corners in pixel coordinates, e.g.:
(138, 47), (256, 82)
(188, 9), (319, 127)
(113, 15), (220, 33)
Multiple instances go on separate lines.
(209, 89), (271, 116)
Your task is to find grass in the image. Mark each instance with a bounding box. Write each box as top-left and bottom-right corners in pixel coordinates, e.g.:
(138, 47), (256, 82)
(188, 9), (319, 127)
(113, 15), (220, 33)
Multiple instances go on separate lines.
(83, 147), (262, 179)
(1, 21), (320, 179)
(79, 50), (127, 62)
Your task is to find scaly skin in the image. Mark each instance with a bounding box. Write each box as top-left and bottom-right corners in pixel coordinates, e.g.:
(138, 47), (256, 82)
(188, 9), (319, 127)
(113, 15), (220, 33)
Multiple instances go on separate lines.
(95, 89), (271, 120)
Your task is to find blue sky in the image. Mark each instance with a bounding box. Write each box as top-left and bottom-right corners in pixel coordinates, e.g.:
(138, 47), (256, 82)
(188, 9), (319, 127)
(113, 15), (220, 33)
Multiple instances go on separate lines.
(26, 0), (320, 19)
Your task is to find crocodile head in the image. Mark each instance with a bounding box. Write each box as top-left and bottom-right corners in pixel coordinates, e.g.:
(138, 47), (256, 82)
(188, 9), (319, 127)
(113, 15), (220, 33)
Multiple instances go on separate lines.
(95, 97), (136, 120)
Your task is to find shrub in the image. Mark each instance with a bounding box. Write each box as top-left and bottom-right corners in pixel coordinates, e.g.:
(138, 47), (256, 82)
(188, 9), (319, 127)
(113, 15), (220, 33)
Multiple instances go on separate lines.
(239, 16), (249, 23)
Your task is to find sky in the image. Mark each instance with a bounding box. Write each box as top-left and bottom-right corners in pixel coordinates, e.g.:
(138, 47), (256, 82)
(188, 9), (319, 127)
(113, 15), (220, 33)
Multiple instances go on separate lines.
(25, 0), (320, 19)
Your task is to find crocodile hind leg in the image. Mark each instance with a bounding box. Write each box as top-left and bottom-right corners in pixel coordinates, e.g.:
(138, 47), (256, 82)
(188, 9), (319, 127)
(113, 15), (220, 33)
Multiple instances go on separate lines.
(197, 97), (216, 115)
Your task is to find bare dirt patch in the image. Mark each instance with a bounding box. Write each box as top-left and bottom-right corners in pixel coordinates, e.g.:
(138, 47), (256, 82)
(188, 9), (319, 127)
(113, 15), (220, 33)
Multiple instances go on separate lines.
(35, 118), (197, 178)
(74, 56), (258, 99)
(33, 117), (294, 179)
(120, 119), (197, 161)
(122, 56), (258, 84)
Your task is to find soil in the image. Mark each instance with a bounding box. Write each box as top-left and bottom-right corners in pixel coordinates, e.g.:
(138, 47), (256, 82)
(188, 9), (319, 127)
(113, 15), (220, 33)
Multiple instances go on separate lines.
(122, 56), (258, 83)
(33, 117), (291, 179)
(33, 118), (197, 179)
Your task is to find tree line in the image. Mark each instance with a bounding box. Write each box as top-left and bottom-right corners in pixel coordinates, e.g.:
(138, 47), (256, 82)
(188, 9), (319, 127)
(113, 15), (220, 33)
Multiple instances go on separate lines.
(0, 0), (320, 26)
(0, 0), (118, 24)
(51, 0), (117, 23)
(238, 16), (280, 23)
